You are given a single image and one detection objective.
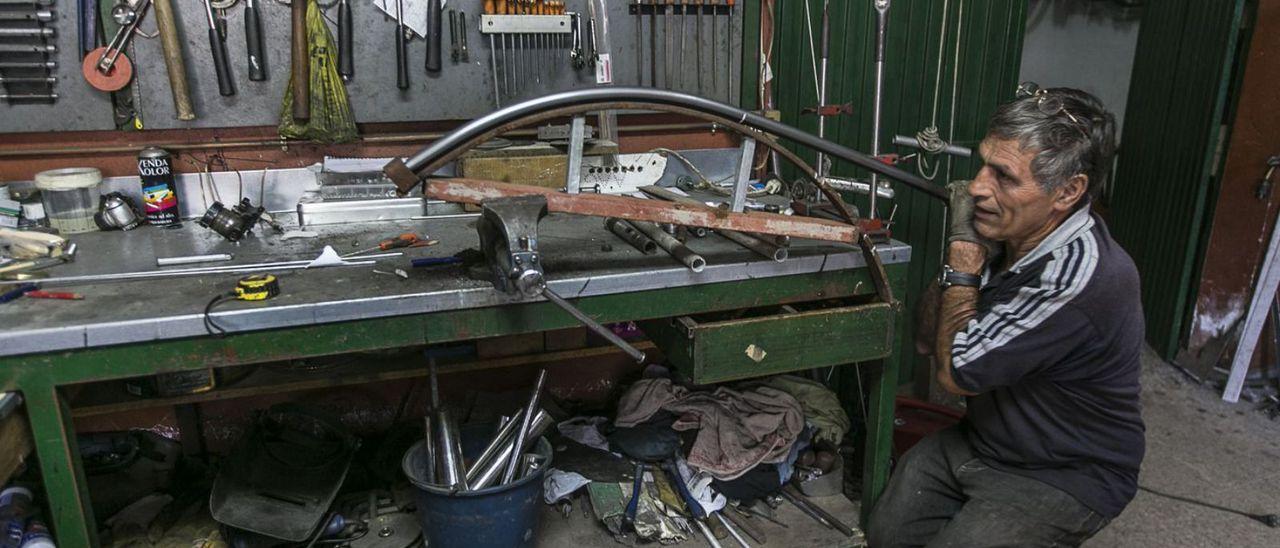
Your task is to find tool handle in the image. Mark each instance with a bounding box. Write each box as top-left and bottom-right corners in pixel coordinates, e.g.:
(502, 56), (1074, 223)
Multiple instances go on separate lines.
(208, 27), (236, 96)
(291, 0), (310, 121)
(245, 2), (266, 81)
(338, 0), (353, 79)
(396, 22), (409, 89)
(152, 0), (196, 120)
(411, 257), (463, 267)
(78, 0), (96, 56)
(425, 0), (442, 72)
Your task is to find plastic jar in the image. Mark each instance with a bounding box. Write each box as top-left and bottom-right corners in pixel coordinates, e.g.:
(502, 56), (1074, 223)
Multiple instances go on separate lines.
(34, 168), (102, 234)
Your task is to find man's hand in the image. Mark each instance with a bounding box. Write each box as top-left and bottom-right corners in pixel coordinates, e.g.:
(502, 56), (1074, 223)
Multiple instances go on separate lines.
(946, 181), (997, 256)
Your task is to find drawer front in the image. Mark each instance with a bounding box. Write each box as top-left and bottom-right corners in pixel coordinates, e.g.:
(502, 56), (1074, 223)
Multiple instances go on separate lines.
(642, 302), (897, 384)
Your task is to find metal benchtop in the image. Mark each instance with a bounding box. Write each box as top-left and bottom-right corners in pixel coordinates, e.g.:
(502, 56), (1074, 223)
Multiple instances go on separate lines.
(0, 214), (910, 358)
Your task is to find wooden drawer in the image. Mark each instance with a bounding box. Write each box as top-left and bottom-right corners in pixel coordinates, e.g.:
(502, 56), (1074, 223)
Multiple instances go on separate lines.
(640, 301), (897, 384)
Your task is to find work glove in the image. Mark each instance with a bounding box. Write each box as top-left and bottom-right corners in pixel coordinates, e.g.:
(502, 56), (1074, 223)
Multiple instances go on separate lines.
(946, 181), (997, 255)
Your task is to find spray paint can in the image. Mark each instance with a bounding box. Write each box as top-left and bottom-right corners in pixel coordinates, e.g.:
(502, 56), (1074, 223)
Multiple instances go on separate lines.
(18, 520), (53, 548)
(0, 487), (33, 548)
(137, 147), (181, 226)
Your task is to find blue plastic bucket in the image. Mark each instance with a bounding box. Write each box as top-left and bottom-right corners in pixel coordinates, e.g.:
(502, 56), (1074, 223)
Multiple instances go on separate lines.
(401, 436), (552, 548)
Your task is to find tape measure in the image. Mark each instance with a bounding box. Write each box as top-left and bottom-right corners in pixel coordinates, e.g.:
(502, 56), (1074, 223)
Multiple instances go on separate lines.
(234, 274), (280, 301)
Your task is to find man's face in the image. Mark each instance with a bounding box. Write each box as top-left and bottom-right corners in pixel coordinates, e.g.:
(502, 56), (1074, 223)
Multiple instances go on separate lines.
(969, 137), (1060, 243)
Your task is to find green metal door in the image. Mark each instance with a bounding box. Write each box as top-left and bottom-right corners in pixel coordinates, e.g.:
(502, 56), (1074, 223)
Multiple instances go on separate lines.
(751, 0), (1029, 386)
(1109, 0), (1250, 359)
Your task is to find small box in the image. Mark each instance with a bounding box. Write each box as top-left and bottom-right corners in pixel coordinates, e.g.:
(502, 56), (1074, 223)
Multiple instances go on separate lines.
(0, 198), (20, 228)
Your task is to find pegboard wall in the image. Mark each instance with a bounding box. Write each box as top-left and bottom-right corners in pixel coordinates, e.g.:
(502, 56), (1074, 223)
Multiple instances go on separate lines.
(0, 0), (742, 133)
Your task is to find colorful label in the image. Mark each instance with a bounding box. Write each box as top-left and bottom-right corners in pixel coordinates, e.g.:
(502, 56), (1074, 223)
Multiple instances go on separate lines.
(138, 154), (180, 225)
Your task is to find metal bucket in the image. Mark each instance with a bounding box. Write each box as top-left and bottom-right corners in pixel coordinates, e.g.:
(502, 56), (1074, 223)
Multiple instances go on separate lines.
(401, 436), (552, 548)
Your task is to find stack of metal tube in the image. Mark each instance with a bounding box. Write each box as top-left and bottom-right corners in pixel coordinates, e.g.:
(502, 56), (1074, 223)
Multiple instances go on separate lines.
(419, 361), (553, 492)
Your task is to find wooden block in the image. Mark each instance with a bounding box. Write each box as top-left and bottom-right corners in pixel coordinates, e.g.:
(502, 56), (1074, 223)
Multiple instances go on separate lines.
(545, 327), (588, 351)
(476, 333), (545, 359)
(0, 409), (32, 486)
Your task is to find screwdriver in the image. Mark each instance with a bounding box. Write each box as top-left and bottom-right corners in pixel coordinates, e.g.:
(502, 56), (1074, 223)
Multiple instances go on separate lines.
(342, 233), (436, 257)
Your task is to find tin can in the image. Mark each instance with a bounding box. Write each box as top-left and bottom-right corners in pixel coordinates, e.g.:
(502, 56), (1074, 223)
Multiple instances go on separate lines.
(137, 147), (181, 225)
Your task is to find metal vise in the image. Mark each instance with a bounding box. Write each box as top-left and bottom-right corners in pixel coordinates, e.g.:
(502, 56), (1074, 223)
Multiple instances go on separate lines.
(476, 195), (646, 363)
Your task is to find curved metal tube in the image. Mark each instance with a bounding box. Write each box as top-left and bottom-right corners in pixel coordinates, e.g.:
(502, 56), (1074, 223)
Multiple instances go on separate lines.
(386, 87), (947, 202)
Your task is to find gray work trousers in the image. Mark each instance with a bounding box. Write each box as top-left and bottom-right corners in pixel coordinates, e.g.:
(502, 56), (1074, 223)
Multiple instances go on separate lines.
(867, 426), (1110, 548)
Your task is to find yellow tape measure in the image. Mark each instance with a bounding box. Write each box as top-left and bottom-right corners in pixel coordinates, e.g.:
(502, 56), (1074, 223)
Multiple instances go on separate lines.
(234, 274), (280, 301)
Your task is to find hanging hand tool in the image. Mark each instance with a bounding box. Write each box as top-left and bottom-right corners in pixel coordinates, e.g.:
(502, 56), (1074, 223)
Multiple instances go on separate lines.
(290, 0), (310, 121)
(0, 76), (57, 84)
(724, 0), (734, 102)
(152, 0), (196, 119)
(83, 0), (151, 92)
(203, 0), (236, 95)
(459, 10), (470, 61)
(337, 0), (352, 80)
(646, 0), (656, 85)
(485, 0), (503, 104)
(695, 0), (703, 94)
(0, 9), (52, 21)
(632, 0), (642, 85)
(244, 0), (266, 80)
(425, 0), (442, 72)
(395, 0), (409, 89)
(77, 0), (97, 57)
(711, 0), (718, 96)
(664, 0), (673, 89)
(677, 0), (687, 91)
(0, 61), (56, 69)
(449, 9), (460, 62)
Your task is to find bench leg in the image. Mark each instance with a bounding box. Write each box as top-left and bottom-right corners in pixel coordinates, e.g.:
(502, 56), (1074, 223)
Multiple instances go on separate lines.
(23, 381), (98, 547)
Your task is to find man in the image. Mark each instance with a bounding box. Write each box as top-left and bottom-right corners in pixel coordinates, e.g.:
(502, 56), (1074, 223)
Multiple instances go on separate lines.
(868, 87), (1146, 547)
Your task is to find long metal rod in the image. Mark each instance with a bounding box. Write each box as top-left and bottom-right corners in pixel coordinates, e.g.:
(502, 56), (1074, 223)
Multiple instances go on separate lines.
(718, 230), (786, 262)
(466, 407), (528, 482)
(389, 87), (941, 201)
(502, 369), (547, 483)
(542, 287), (647, 363)
(469, 410), (552, 489)
(435, 408), (468, 490)
(814, 1), (830, 179)
(625, 219), (706, 272)
(0, 253), (400, 287)
(869, 0), (891, 219)
(716, 512), (752, 548)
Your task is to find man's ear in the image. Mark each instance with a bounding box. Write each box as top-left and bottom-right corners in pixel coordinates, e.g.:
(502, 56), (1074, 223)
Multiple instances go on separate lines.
(1054, 174), (1089, 212)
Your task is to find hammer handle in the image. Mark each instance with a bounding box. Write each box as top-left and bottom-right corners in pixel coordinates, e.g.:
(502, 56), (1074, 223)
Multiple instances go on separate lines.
(291, 0), (311, 121)
(245, 0), (266, 81)
(338, 0), (353, 79)
(152, 0), (196, 120)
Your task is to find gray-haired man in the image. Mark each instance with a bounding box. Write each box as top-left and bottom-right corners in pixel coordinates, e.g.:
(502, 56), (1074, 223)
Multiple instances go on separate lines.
(868, 88), (1145, 547)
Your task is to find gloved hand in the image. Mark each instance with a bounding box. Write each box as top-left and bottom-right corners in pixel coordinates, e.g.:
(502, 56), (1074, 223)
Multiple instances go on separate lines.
(946, 181), (997, 254)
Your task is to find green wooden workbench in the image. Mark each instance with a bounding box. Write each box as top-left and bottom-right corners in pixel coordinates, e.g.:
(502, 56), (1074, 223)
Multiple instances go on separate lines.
(0, 216), (907, 546)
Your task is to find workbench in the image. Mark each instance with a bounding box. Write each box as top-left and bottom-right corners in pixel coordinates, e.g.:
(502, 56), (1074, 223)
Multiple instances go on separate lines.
(0, 212), (909, 546)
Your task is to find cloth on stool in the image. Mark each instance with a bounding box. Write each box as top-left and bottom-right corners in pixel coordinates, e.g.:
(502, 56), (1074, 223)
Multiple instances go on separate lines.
(615, 378), (804, 480)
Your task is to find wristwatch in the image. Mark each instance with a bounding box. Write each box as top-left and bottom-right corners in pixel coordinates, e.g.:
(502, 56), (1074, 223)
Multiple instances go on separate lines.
(939, 264), (982, 290)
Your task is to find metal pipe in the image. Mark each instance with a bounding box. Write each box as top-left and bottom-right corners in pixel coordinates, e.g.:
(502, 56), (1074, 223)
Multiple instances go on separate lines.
(716, 512), (752, 548)
(434, 407), (468, 490)
(780, 487), (855, 537)
(0, 253), (400, 287)
(422, 413), (438, 484)
(892, 134), (972, 158)
(391, 87), (941, 200)
(466, 407), (528, 482)
(470, 410), (552, 489)
(605, 217), (658, 254)
(694, 519), (723, 548)
(541, 288), (648, 363)
(814, 1), (830, 179)
(718, 230), (786, 262)
(869, 0), (891, 219)
(626, 219), (706, 272)
(502, 369), (547, 484)
(824, 176), (896, 199)
(156, 253), (234, 266)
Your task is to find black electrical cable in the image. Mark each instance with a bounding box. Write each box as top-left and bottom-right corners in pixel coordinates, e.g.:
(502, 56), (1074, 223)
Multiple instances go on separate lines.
(1138, 485), (1280, 528)
(203, 292), (233, 336)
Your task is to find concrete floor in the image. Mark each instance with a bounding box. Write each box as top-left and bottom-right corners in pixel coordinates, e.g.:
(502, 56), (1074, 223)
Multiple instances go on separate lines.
(537, 348), (1280, 547)
(1086, 348), (1280, 546)
(539, 492), (865, 547)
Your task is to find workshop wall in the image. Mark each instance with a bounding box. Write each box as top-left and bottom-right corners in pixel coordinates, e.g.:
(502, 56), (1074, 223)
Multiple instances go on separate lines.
(0, 0), (743, 132)
(768, 0), (1029, 391)
(1018, 0), (1141, 133)
(1108, 0), (1251, 360)
(1184, 0), (1280, 375)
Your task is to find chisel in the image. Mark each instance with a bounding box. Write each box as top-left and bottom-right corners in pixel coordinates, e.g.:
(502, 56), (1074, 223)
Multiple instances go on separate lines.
(725, 0), (734, 102)
(459, 10), (469, 61)
(648, 0), (657, 86)
(711, 0), (718, 96)
(664, 0), (673, 89)
(425, 0), (442, 72)
(395, 0), (409, 89)
(338, 0), (353, 80)
(677, 0), (686, 91)
(633, 0), (642, 85)
(245, 0), (266, 81)
(695, 0), (703, 94)
(449, 9), (459, 62)
(203, 0), (235, 96)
